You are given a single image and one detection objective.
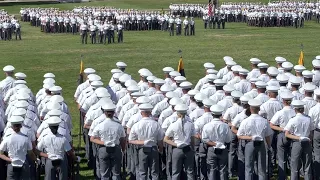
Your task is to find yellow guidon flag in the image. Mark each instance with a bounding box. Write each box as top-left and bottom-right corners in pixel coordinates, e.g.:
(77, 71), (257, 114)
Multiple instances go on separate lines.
(78, 60), (84, 85)
(177, 56), (185, 77)
(298, 50), (304, 66)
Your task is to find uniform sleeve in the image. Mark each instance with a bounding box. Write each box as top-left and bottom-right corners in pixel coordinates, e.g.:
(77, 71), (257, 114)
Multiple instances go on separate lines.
(0, 139), (8, 152)
(283, 118), (294, 132)
(236, 121), (246, 136)
(222, 108), (231, 122)
(128, 125), (138, 141)
(37, 122), (46, 134)
(270, 111), (280, 125)
(309, 117), (315, 131)
(190, 123), (196, 136)
(119, 126), (126, 138)
(36, 139), (44, 151)
(157, 125), (164, 141)
(225, 128), (233, 143)
(165, 124), (174, 138)
(92, 125), (101, 138)
(63, 138), (72, 152)
(265, 122), (273, 137)
(27, 140), (32, 151)
(126, 117), (134, 129)
(201, 126), (210, 143)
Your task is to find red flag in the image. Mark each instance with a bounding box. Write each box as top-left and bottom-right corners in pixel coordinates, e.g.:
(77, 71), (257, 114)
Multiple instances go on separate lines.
(208, 0), (213, 17)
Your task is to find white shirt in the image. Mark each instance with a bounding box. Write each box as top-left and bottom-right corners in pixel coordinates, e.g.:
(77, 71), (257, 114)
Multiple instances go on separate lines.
(181, 94), (191, 106)
(217, 66), (229, 79)
(122, 105), (139, 126)
(210, 90), (225, 104)
(292, 91), (304, 100)
(270, 106), (296, 128)
(259, 98), (283, 120)
(92, 118), (125, 146)
(165, 118), (196, 147)
(223, 71), (234, 82)
(189, 107), (204, 122)
(228, 76), (241, 86)
(284, 113), (314, 137)
(126, 113), (142, 129)
(202, 118), (232, 145)
(247, 69), (261, 80)
(149, 92), (165, 107)
(223, 103), (244, 122)
(231, 109), (249, 128)
(309, 103), (320, 129)
(267, 79), (280, 88)
(158, 106), (174, 126)
(302, 97), (317, 115)
(237, 114), (273, 138)
(118, 100), (135, 121)
(144, 87), (156, 97)
(254, 93), (269, 104)
(37, 131), (71, 160)
(200, 85), (216, 97)
(194, 112), (213, 134)
(234, 79), (252, 94)
(194, 77), (207, 91)
(152, 98), (169, 117)
(258, 74), (270, 83)
(244, 88), (258, 99)
(217, 96), (234, 113)
(0, 132), (32, 167)
(0, 76), (15, 97)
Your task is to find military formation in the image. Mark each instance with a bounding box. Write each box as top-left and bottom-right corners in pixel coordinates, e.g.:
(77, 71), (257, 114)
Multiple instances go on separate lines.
(0, 10), (22, 41)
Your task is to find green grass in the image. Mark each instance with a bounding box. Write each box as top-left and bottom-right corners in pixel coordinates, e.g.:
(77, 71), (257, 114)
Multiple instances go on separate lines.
(0, 0), (320, 179)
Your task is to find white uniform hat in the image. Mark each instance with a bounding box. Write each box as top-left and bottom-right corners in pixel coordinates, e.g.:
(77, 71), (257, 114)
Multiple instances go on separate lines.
(127, 85), (140, 93)
(154, 79), (166, 86)
(138, 68), (149, 74)
(91, 81), (104, 87)
(119, 74), (131, 83)
(131, 92), (144, 99)
(47, 109), (63, 116)
(174, 76), (186, 83)
(102, 103), (117, 111)
(281, 92), (294, 100)
(112, 73), (123, 80)
(97, 98), (113, 107)
(116, 62), (127, 68)
(204, 62), (215, 69)
(43, 83), (54, 89)
(16, 93), (30, 101)
(316, 55), (320, 60)
(95, 88), (110, 98)
(15, 72), (26, 79)
(84, 68), (96, 74)
(49, 86), (62, 93)
(9, 116), (24, 125)
(249, 78), (259, 83)
(255, 81), (267, 88)
(210, 104), (224, 115)
(160, 84), (174, 92)
(294, 65), (306, 72)
(226, 60), (237, 67)
(223, 85), (235, 93)
(180, 81), (192, 89)
(257, 63), (269, 69)
(43, 73), (55, 78)
(248, 99), (262, 107)
(303, 83), (316, 92)
(312, 60), (320, 68)
(163, 67), (174, 73)
(275, 57), (287, 63)
(174, 104), (188, 113)
(282, 62), (294, 70)
(214, 79), (227, 86)
(223, 56), (233, 62)
(194, 93), (207, 102)
(140, 70), (153, 77)
(276, 74), (289, 83)
(147, 76), (157, 83)
(267, 67), (279, 76)
(240, 95), (252, 103)
(231, 91), (243, 99)
(47, 102), (61, 110)
(207, 74), (217, 82)
(203, 99), (214, 108)
(3, 65), (15, 72)
(125, 80), (137, 87)
(207, 69), (218, 75)
(47, 117), (62, 126)
(89, 74), (102, 81)
(12, 108), (27, 116)
(169, 71), (181, 77)
(188, 89), (200, 97)
(239, 68), (249, 75)
(266, 86), (279, 93)
(166, 92), (179, 99)
(231, 65), (242, 72)
(249, 58), (261, 64)
(111, 69), (122, 74)
(50, 95), (64, 103)
(139, 103), (153, 111)
(289, 76), (302, 85)
(302, 70), (314, 78)
(136, 96), (150, 104)
(169, 97), (183, 106)
(15, 101), (29, 108)
(14, 80), (27, 85)
(43, 78), (55, 85)
(291, 100), (305, 108)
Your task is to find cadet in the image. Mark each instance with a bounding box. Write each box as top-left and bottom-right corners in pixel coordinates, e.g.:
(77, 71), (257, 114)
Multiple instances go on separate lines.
(169, 16), (175, 36)
(202, 104), (232, 180)
(284, 100), (314, 180)
(15, 21), (21, 40)
(117, 22), (123, 43)
(0, 116), (37, 180)
(164, 103), (195, 180)
(270, 92), (295, 180)
(175, 16), (182, 36)
(80, 22), (88, 44)
(203, 14), (209, 29)
(183, 17), (189, 36)
(237, 99), (273, 180)
(90, 23), (97, 44)
(128, 103), (164, 180)
(0, 65), (15, 97)
(90, 103), (126, 180)
(221, 12), (226, 29)
(37, 117), (77, 180)
(190, 17), (195, 36)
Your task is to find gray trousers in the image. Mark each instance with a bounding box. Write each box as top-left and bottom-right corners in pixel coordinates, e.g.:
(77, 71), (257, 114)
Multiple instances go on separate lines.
(207, 147), (228, 180)
(138, 146), (159, 180)
(7, 162), (30, 180)
(228, 133), (238, 176)
(290, 141), (312, 180)
(277, 132), (291, 180)
(166, 144), (173, 180)
(198, 143), (208, 180)
(92, 143), (101, 179)
(245, 141), (266, 180)
(98, 145), (122, 180)
(314, 130), (320, 180)
(172, 147), (195, 180)
(237, 140), (246, 180)
(45, 158), (68, 180)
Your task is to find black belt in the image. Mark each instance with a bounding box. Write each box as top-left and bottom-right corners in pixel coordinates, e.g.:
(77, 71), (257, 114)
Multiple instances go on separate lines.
(51, 159), (62, 167)
(315, 128), (320, 132)
(173, 145), (191, 153)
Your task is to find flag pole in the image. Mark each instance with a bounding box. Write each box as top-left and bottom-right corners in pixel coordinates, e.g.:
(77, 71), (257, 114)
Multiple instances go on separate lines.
(78, 54), (84, 154)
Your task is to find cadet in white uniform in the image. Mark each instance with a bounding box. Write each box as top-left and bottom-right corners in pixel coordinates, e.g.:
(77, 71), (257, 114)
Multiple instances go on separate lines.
(90, 103), (126, 180)
(164, 104), (195, 180)
(0, 65), (15, 97)
(284, 100), (314, 180)
(128, 103), (163, 180)
(237, 99), (273, 180)
(302, 83), (317, 115)
(0, 116), (36, 180)
(210, 79), (226, 104)
(74, 68), (96, 101)
(202, 104), (232, 180)
(247, 58), (261, 80)
(254, 81), (269, 103)
(234, 68), (251, 94)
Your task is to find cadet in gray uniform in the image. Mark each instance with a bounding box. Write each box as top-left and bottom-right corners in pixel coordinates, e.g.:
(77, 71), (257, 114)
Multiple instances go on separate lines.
(237, 99), (273, 180)
(164, 104), (195, 180)
(90, 103), (126, 180)
(36, 117), (77, 180)
(128, 103), (164, 180)
(80, 22), (88, 44)
(190, 17), (195, 36)
(0, 116), (37, 180)
(284, 100), (314, 180)
(117, 22), (123, 43)
(202, 104), (232, 180)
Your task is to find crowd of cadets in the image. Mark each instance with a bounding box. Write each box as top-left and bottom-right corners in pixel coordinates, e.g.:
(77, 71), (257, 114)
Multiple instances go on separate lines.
(0, 10), (22, 41)
(0, 66), (80, 180)
(73, 54), (320, 180)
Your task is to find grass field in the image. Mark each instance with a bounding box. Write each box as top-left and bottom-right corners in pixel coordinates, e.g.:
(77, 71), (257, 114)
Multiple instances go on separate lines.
(0, 0), (320, 178)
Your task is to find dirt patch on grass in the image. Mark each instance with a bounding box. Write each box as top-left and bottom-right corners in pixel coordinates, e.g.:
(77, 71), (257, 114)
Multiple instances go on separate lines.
(207, 34), (265, 38)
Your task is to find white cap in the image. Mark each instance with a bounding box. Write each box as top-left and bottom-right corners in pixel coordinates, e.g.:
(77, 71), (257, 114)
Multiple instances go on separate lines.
(291, 100), (305, 108)
(257, 63), (269, 69)
(207, 74), (217, 82)
(313, 60), (320, 68)
(43, 78), (55, 85)
(147, 76), (157, 83)
(12, 108), (27, 116)
(281, 92), (294, 100)
(204, 62), (215, 69)
(97, 98), (113, 107)
(47, 109), (62, 116)
(112, 73), (123, 80)
(188, 89), (200, 96)
(127, 85), (140, 93)
(282, 62), (294, 70)
(91, 81), (104, 87)
(47, 117), (62, 126)
(174, 76), (186, 83)
(163, 67), (174, 73)
(248, 99), (262, 107)
(207, 69), (218, 75)
(15, 100), (29, 108)
(43, 83), (54, 89)
(223, 56), (233, 62)
(276, 74), (289, 83)
(95, 88), (110, 98)
(266, 86), (279, 93)
(138, 68), (149, 74)
(16, 93), (30, 101)
(102, 103), (116, 111)
(249, 58), (261, 64)
(231, 91), (243, 99)
(289, 76), (302, 85)
(315, 89), (320, 96)
(131, 92), (144, 99)
(169, 97), (183, 106)
(226, 60), (237, 67)
(161, 84), (174, 92)
(88, 74), (101, 81)
(140, 70), (153, 77)
(304, 83), (316, 92)
(119, 74), (131, 83)
(302, 70), (314, 78)
(9, 116), (24, 125)
(214, 79), (227, 86)
(3, 65), (15, 72)
(249, 78), (259, 83)
(166, 92), (179, 99)
(139, 103), (153, 111)
(125, 80), (137, 87)
(84, 68), (96, 74)
(223, 85), (235, 93)
(50, 95), (64, 103)
(231, 65), (242, 72)
(116, 62), (127, 68)
(203, 99), (214, 108)
(267, 67), (279, 76)
(174, 104), (188, 113)
(43, 73), (55, 78)
(49, 86), (62, 93)
(240, 95), (252, 103)
(194, 93), (207, 102)
(239, 68), (249, 75)
(136, 96), (150, 104)
(47, 102), (61, 110)
(111, 69), (122, 74)
(14, 80), (27, 85)
(294, 65), (306, 72)
(255, 81), (267, 88)
(275, 57), (287, 63)
(180, 81), (192, 89)
(316, 55), (320, 60)
(169, 71), (181, 77)
(210, 104), (224, 115)
(154, 79), (166, 86)
(15, 72), (26, 79)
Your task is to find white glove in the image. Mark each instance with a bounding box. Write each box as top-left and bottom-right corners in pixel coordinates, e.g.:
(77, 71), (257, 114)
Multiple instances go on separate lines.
(76, 156), (81, 163)
(144, 140), (153, 146)
(215, 142), (226, 149)
(37, 158), (41, 164)
(299, 137), (310, 142)
(176, 142), (183, 148)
